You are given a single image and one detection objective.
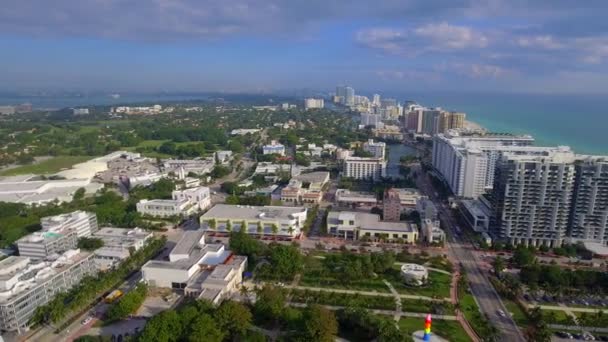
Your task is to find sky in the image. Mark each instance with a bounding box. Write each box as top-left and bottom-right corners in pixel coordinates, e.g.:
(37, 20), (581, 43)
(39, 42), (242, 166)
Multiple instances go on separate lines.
(2, 0), (608, 94)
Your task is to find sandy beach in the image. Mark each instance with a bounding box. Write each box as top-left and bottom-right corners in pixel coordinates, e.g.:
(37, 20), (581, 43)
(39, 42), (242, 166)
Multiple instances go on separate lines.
(464, 120), (486, 131)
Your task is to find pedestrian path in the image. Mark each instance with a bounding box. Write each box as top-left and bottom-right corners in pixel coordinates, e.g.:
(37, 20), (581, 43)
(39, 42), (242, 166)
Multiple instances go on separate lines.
(281, 284), (451, 302)
(287, 302), (457, 320)
(383, 279), (402, 321)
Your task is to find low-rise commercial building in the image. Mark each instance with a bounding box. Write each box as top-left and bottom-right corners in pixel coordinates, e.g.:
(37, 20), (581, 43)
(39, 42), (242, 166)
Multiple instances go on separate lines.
(458, 199), (492, 233)
(335, 189), (378, 208)
(201, 204), (307, 238)
(0, 250), (97, 333)
(420, 219), (446, 244)
(327, 211), (418, 243)
(262, 140), (286, 156)
(142, 230), (246, 305)
(136, 186), (211, 218)
(0, 175), (103, 205)
(92, 228), (153, 270)
(280, 172), (330, 205)
(162, 159), (215, 176)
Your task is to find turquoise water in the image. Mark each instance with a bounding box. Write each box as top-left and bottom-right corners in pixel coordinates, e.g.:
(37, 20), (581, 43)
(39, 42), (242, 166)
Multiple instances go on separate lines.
(403, 93), (608, 155)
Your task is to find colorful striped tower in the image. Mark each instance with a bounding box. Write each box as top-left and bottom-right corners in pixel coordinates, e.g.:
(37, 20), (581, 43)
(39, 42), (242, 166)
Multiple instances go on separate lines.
(423, 313), (432, 341)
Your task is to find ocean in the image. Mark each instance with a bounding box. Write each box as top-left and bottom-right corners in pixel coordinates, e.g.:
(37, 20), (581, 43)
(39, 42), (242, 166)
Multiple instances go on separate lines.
(400, 92), (608, 155)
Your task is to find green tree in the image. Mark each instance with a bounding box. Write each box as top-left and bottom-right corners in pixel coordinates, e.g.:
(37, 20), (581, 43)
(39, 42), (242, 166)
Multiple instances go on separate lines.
(73, 187), (86, 201)
(188, 314), (224, 342)
(77, 237), (104, 251)
(208, 218), (216, 230)
(254, 285), (286, 323)
(513, 246), (536, 267)
(493, 256), (506, 276)
(214, 301), (252, 338)
(267, 244), (303, 280)
(302, 305), (338, 342)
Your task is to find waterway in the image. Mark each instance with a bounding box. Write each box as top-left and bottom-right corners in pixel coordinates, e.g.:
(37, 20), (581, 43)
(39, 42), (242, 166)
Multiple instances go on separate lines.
(386, 143), (417, 179)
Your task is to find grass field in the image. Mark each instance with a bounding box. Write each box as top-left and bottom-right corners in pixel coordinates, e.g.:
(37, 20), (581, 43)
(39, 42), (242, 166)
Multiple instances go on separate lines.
(0, 156), (93, 176)
(385, 266), (452, 299)
(399, 318), (471, 342)
(504, 300), (528, 327)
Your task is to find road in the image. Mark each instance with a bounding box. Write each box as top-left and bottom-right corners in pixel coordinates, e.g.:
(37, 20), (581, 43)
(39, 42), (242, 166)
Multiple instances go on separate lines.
(414, 164), (525, 342)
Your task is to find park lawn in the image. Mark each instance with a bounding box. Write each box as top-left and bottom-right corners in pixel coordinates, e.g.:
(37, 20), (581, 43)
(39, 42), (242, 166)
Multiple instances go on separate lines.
(398, 317), (472, 342)
(385, 267), (452, 299)
(289, 288), (397, 310)
(542, 309), (575, 325)
(0, 156), (93, 176)
(401, 298), (456, 315)
(504, 300), (528, 327)
(299, 274), (391, 293)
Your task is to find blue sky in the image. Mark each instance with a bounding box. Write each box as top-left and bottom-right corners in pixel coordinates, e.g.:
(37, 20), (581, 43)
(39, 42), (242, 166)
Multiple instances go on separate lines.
(2, 0), (608, 93)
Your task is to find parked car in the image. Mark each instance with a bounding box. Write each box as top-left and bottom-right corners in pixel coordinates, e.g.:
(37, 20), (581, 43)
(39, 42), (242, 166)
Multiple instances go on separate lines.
(81, 317), (93, 325)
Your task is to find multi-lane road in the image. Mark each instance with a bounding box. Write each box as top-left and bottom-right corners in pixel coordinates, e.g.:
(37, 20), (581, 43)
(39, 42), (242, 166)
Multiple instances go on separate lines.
(414, 164), (525, 342)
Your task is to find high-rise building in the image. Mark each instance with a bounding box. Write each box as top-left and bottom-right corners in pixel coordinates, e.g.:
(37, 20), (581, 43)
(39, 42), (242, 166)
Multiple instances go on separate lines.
(569, 156), (608, 243)
(344, 87), (355, 106)
(449, 112), (466, 130)
(437, 111), (451, 134)
(383, 188), (402, 221)
(304, 98), (324, 110)
(344, 157), (387, 181)
(363, 139), (386, 159)
(372, 94), (381, 106)
(421, 109), (441, 135)
(432, 132), (554, 198)
(406, 110), (424, 133)
(491, 151), (577, 247)
(381, 98), (398, 108)
(336, 86), (347, 99)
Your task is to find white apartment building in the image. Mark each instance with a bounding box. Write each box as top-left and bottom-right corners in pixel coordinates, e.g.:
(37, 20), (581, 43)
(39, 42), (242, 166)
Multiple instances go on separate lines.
(391, 188), (427, 208)
(430, 132), (574, 198)
(92, 228), (153, 270)
(262, 140), (286, 156)
(304, 98), (324, 110)
(492, 150), (577, 247)
(136, 186), (211, 218)
(142, 230), (246, 305)
(41, 211), (98, 238)
(200, 204), (307, 238)
(363, 139), (386, 159)
(343, 157), (387, 181)
(0, 250), (97, 333)
(16, 229), (78, 260)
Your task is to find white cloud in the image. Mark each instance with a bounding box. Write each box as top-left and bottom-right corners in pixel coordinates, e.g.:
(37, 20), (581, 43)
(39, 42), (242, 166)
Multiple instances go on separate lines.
(356, 22), (488, 56)
(414, 22), (489, 49)
(516, 35), (563, 49)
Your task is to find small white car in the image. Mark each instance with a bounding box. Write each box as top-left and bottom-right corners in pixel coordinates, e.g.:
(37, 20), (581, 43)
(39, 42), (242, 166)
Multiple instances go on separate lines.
(497, 310), (506, 317)
(81, 317), (93, 325)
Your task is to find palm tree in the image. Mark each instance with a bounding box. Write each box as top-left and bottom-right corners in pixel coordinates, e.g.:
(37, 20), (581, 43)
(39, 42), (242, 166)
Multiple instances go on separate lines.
(226, 220), (232, 233)
(208, 219), (216, 230)
(240, 220), (247, 233)
(257, 222), (263, 238)
(239, 285), (250, 304)
(271, 224), (279, 239)
(287, 226), (295, 237)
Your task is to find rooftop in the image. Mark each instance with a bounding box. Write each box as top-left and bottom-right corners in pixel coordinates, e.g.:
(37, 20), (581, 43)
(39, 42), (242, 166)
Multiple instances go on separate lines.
(201, 204), (306, 221)
(328, 211), (418, 233)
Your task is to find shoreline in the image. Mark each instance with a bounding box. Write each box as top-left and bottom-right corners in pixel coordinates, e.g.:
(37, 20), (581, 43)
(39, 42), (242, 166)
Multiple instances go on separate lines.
(463, 120), (486, 131)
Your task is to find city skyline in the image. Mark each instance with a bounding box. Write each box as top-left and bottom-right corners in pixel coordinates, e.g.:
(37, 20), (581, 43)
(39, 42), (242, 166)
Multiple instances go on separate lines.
(2, 1), (608, 93)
